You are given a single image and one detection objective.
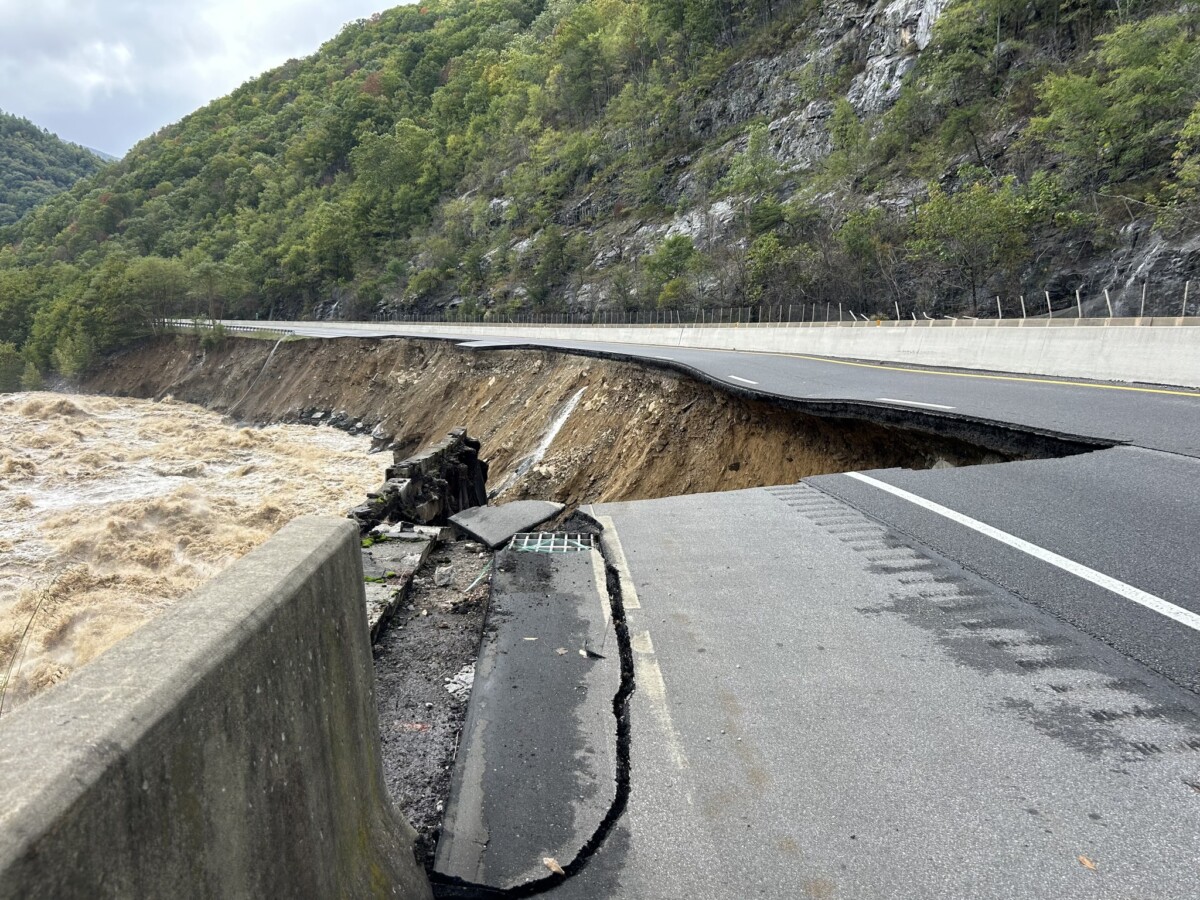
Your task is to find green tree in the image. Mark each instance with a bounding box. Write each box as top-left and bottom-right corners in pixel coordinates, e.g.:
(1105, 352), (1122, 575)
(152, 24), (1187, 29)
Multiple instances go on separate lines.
(909, 175), (1028, 312)
(720, 124), (780, 198)
(1030, 12), (1200, 188)
(643, 234), (699, 306)
(124, 256), (190, 330)
(0, 341), (21, 391)
(19, 359), (43, 391)
(51, 322), (94, 378)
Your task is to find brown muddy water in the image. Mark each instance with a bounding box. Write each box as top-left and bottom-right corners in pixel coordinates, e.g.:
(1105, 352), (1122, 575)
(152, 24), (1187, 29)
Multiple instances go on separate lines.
(0, 392), (383, 712)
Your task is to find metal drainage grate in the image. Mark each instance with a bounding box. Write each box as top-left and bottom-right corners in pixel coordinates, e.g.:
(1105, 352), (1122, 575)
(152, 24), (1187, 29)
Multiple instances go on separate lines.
(510, 532), (595, 553)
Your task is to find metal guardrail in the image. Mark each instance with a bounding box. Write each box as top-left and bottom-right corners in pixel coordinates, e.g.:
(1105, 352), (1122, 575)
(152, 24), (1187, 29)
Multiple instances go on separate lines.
(167, 320), (296, 336)
(172, 315), (1197, 332)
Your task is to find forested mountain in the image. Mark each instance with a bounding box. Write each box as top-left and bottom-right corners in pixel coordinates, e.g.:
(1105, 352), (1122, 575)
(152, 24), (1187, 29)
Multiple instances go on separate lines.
(1, 0), (1199, 379)
(0, 112), (107, 227)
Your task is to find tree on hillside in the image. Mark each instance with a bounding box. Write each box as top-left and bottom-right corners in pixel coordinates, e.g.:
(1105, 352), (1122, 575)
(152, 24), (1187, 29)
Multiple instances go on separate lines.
(642, 234), (700, 308)
(0, 111), (106, 226)
(909, 174), (1028, 313)
(124, 256), (189, 330)
(1030, 11), (1200, 189)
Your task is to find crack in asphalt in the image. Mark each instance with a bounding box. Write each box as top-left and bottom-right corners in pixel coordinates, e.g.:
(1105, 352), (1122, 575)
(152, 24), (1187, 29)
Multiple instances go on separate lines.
(429, 511), (635, 899)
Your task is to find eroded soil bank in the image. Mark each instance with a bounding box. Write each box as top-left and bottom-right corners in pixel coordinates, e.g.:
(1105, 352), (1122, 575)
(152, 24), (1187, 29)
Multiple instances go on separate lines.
(86, 336), (1011, 505)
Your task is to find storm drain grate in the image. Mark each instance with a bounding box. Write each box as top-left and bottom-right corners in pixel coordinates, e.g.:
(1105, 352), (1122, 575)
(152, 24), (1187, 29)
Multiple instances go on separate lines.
(510, 532), (595, 553)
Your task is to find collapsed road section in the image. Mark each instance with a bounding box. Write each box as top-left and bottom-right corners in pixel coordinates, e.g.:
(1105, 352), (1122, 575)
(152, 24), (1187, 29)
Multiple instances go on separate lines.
(85, 336), (1102, 514)
(434, 530), (620, 892)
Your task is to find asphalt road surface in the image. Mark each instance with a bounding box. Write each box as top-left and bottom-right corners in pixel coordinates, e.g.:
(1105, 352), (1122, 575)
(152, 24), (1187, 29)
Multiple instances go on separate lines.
(560, 488), (1200, 898)
(221, 321), (1200, 896)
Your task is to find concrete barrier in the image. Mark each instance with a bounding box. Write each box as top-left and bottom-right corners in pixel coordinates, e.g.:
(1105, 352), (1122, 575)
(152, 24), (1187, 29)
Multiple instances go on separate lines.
(0, 517), (432, 900)
(214, 318), (1200, 389)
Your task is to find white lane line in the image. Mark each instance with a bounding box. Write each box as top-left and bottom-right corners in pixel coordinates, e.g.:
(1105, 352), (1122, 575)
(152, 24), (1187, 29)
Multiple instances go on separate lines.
(727, 374), (759, 386)
(876, 397), (956, 410)
(847, 473), (1200, 633)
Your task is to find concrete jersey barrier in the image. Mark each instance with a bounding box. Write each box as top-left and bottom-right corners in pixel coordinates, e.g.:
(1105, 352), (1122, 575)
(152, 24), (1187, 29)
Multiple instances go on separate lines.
(210, 319), (1200, 389)
(0, 517), (432, 900)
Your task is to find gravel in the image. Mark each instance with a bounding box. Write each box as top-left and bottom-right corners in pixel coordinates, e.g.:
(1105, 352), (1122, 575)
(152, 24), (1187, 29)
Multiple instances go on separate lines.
(372, 538), (492, 870)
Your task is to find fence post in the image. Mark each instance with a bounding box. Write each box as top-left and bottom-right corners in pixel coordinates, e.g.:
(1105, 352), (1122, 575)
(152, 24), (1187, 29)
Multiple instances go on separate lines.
(1076, 289), (1082, 318)
(1183, 281), (1191, 317)
(895, 300), (901, 320)
(1104, 289), (1113, 318)
(996, 296), (1002, 320)
(1019, 295), (1027, 318)
(1140, 282), (1147, 318)
(1045, 290), (1052, 319)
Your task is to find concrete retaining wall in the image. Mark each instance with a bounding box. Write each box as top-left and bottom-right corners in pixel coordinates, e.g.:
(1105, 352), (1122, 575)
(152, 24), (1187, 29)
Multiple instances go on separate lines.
(0, 517), (432, 900)
(228, 319), (1200, 388)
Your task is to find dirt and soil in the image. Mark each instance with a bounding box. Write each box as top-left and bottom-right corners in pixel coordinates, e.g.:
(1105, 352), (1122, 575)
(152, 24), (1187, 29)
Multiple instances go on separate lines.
(373, 537), (493, 869)
(86, 335), (1007, 507)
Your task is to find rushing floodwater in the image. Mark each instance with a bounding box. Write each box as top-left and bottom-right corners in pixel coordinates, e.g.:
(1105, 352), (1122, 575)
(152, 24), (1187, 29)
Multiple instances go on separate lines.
(0, 392), (382, 713)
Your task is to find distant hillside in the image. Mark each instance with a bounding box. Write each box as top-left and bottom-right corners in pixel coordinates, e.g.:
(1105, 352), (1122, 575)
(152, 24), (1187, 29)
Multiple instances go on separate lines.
(0, 111), (106, 226)
(84, 146), (120, 163)
(2, 0), (1198, 377)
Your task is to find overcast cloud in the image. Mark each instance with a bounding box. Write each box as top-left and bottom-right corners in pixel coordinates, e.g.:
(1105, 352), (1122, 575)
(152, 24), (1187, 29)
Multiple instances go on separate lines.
(0, 0), (398, 156)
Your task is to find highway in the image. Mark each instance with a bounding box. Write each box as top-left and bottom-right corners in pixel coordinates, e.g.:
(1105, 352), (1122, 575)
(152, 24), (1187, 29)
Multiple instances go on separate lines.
(223, 320), (1200, 896)
(255, 321), (1200, 456)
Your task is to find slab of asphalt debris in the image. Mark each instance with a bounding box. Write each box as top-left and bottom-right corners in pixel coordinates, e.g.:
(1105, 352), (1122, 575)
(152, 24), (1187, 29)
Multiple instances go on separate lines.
(361, 526), (440, 641)
(371, 536), (494, 869)
(450, 500), (566, 549)
(434, 533), (620, 891)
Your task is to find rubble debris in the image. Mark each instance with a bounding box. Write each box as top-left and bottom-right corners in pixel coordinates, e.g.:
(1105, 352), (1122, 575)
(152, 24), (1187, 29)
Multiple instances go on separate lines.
(350, 428), (489, 533)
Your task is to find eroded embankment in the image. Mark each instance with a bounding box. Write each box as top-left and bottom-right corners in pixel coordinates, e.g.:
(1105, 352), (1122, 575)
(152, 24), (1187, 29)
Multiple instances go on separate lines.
(87, 336), (1019, 506)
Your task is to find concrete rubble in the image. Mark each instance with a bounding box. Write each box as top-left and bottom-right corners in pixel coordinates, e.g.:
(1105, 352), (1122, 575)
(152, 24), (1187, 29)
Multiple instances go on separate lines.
(450, 500), (566, 549)
(350, 428), (489, 533)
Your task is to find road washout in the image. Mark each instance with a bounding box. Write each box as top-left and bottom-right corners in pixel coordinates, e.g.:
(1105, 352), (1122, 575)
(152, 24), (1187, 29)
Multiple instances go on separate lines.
(86, 336), (1030, 509)
(0, 391), (383, 711)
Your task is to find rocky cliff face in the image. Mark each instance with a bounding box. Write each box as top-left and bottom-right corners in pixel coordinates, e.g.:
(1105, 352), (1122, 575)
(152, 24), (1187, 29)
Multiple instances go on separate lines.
(686, 0), (954, 167)
(522, 0), (960, 312)
(498, 0), (1198, 319)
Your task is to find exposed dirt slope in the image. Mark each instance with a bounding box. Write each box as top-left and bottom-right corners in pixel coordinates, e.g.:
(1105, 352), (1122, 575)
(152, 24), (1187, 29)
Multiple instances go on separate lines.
(86, 336), (1004, 505)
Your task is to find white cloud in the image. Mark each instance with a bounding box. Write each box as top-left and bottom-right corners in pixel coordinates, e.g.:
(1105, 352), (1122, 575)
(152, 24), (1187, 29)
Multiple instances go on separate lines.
(0, 0), (398, 155)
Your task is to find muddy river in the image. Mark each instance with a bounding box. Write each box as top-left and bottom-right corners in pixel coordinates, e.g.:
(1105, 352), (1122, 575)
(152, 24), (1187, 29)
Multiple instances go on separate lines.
(0, 391), (383, 712)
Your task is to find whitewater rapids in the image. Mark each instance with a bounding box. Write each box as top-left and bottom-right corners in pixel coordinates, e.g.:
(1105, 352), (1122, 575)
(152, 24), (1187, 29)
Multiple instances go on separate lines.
(0, 392), (382, 712)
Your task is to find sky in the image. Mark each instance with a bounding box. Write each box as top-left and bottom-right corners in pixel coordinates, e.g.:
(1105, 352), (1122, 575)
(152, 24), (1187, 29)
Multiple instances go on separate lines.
(0, 0), (399, 157)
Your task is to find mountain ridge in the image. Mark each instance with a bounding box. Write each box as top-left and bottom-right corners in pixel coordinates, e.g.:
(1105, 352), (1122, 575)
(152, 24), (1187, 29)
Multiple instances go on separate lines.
(1, 0), (1198, 376)
(0, 110), (108, 227)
